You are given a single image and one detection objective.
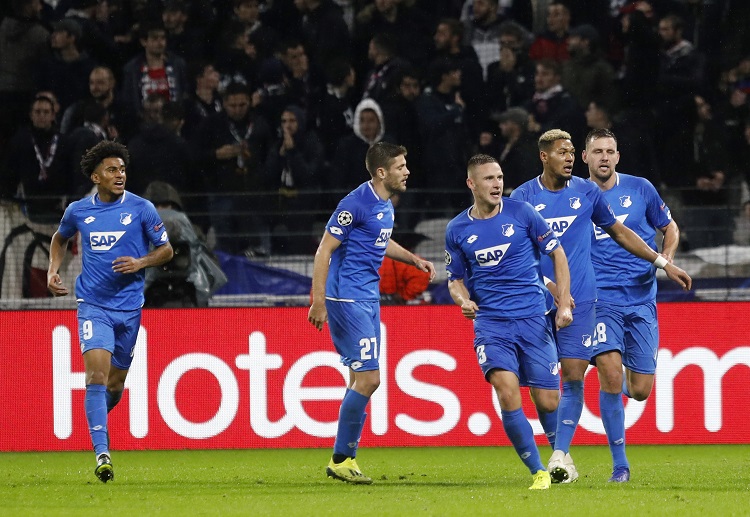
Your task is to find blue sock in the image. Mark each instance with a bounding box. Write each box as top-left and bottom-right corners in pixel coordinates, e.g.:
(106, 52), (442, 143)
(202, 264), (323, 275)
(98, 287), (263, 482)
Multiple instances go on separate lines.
(501, 408), (545, 474)
(536, 408), (557, 449)
(600, 391), (629, 470)
(621, 379), (632, 399)
(555, 381), (584, 454)
(85, 384), (109, 456)
(333, 389), (370, 459)
(106, 390), (123, 413)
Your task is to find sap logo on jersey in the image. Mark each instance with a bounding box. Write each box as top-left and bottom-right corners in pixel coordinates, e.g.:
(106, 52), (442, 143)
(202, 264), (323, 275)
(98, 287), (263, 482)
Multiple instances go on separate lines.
(545, 216), (577, 237)
(375, 228), (392, 247)
(594, 214), (628, 240)
(90, 231), (125, 250)
(475, 243), (511, 266)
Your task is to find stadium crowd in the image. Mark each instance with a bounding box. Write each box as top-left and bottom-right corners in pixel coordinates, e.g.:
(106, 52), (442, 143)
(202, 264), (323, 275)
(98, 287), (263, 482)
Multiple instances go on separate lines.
(1, 0), (750, 257)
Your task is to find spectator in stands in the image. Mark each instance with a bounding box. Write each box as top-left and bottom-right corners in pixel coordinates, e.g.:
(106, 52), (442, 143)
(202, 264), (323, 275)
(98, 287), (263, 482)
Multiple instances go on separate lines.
(181, 61), (223, 142)
(486, 20), (536, 116)
(617, 2), (660, 111)
(61, 0), (118, 71)
(562, 24), (616, 112)
(529, 0), (571, 62)
(127, 101), (193, 196)
(462, 0), (503, 78)
(215, 20), (261, 94)
(657, 13), (704, 105)
(121, 20), (188, 115)
(232, 0), (278, 61)
(0, 0), (50, 150)
(35, 18), (96, 112)
(60, 66), (130, 141)
(494, 106), (539, 191)
(316, 58), (356, 163)
(2, 95), (72, 224)
(380, 68), (424, 180)
(162, 0), (207, 62)
(265, 104), (324, 254)
(432, 18), (485, 139)
(361, 33), (409, 104)
(416, 58), (471, 213)
(295, 0), (352, 70)
(191, 82), (273, 256)
(378, 255), (431, 304)
(524, 59), (585, 148)
(68, 100), (109, 194)
(277, 38), (323, 118)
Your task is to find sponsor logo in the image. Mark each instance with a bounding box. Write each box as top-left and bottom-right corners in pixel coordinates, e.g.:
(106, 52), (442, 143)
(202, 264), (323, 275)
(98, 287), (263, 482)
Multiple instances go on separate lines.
(337, 211), (353, 226)
(84, 216), (95, 224)
(467, 235), (478, 244)
(375, 228), (392, 247)
(501, 224), (514, 237)
(120, 213), (132, 225)
(160, 231), (168, 242)
(329, 226), (343, 235)
(537, 228), (552, 242)
(377, 213), (384, 220)
(350, 361), (363, 370)
(594, 214), (628, 240)
(475, 243), (511, 266)
(90, 231), (125, 251)
(570, 197), (581, 209)
(534, 203), (546, 211)
(545, 216), (577, 237)
(154, 222), (164, 232)
(619, 195), (632, 208)
(444, 250), (452, 266)
(545, 239), (558, 251)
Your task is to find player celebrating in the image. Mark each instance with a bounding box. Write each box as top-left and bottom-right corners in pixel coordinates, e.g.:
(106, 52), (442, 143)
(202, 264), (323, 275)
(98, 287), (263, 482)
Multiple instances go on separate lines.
(584, 128), (680, 482)
(445, 154), (573, 490)
(510, 129), (691, 483)
(47, 141), (173, 482)
(308, 142), (436, 484)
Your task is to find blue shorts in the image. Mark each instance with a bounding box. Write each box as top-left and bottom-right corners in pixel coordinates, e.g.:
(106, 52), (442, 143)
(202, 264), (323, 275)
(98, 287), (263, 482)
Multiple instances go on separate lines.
(550, 301), (596, 361)
(77, 302), (142, 370)
(473, 316), (559, 390)
(326, 299), (381, 372)
(591, 301), (659, 374)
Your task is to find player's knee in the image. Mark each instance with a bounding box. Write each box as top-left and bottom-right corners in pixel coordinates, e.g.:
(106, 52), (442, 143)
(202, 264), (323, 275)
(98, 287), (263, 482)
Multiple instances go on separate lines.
(86, 371), (108, 385)
(630, 386), (652, 401)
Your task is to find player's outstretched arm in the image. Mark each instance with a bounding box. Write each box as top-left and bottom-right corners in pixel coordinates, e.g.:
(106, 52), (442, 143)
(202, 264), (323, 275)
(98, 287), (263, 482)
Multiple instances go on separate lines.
(604, 220), (692, 290)
(112, 242), (174, 274)
(660, 220), (680, 262)
(448, 278), (479, 320)
(549, 247), (573, 330)
(47, 231), (71, 297)
(308, 232), (341, 331)
(385, 239), (436, 281)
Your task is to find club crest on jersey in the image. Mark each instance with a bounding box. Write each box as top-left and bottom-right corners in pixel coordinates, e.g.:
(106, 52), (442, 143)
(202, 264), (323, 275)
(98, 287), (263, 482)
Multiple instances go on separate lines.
(375, 228), (392, 247)
(619, 195), (632, 208)
(337, 211), (353, 226)
(582, 334), (593, 347)
(501, 224), (514, 237)
(467, 234), (478, 243)
(545, 216), (577, 237)
(569, 197), (581, 209)
(84, 216), (95, 224)
(475, 243), (511, 266)
(90, 231), (125, 251)
(549, 362), (559, 376)
(444, 250), (452, 265)
(120, 213), (132, 225)
(534, 203), (546, 211)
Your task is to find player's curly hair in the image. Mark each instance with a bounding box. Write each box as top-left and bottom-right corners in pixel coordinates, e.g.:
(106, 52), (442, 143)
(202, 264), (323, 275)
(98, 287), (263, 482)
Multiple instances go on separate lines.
(80, 140), (130, 179)
(538, 129), (572, 152)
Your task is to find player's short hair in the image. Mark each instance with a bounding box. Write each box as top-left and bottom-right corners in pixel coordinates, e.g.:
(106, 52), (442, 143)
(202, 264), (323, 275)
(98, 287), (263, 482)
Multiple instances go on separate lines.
(538, 129), (572, 151)
(80, 141), (130, 179)
(467, 154), (499, 176)
(365, 142), (407, 177)
(585, 128), (618, 149)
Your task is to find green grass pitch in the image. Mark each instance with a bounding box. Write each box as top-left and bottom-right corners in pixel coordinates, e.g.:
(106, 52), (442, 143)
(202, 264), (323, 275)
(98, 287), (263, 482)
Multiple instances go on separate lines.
(1, 445), (749, 516)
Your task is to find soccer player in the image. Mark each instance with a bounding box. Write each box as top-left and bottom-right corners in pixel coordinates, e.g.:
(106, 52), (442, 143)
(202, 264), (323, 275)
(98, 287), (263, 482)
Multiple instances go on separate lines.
(510, 129), (691, 483)
(445, 154), (573, 490)
(308, 142), (436, 484)
(583, 128), (680, 482)
(47, 141), (174, 483)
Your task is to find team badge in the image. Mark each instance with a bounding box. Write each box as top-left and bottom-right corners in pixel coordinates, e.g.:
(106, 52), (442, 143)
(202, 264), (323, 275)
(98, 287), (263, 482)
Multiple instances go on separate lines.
(582, 334), (592, 347)
(444, 250), (452, 265)
(501, 224), (514, 237)
(569, 198), (581, 210)
(120, 213), (132, 225)
(619, 195), (632, 208)
(337, 211), (353, 226)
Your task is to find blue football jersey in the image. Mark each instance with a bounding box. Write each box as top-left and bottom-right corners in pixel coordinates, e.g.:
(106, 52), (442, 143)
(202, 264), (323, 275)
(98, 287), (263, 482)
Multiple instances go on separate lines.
(511, 176), (616, 306)
(445, 198), (560, 320)
(57, 191), (169, 310)
(591, 172), (672, 305)
(325, 181), (394, 302)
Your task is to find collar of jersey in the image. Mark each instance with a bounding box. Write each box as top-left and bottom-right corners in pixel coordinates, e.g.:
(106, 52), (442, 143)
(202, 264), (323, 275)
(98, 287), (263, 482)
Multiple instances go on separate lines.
(91, 191), (127, 205)
(536, 175), (570, 191)
(467, 199), (503, 221)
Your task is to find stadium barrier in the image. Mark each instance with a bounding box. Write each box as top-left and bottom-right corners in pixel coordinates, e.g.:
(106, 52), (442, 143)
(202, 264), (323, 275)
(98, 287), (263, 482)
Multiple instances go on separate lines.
(1, 303), (749, 451)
